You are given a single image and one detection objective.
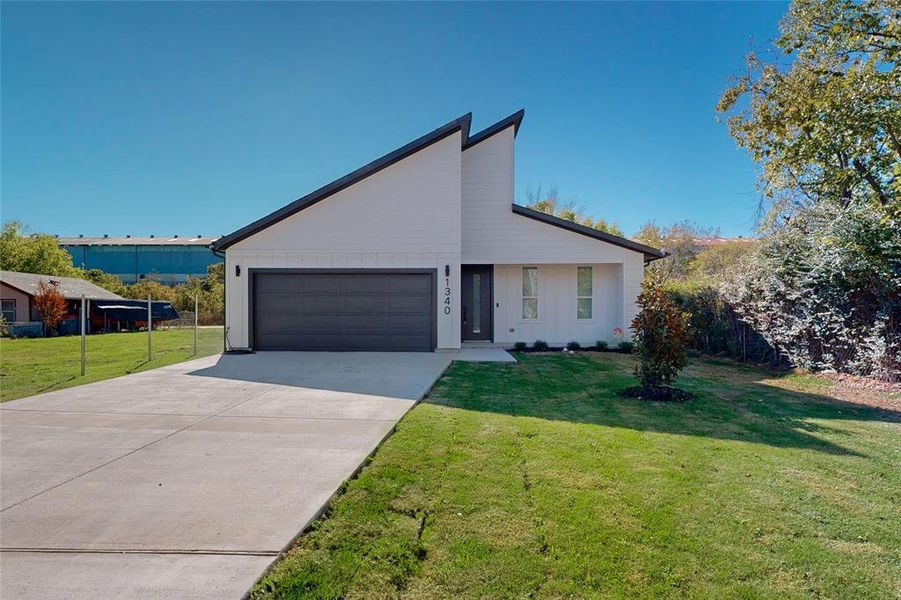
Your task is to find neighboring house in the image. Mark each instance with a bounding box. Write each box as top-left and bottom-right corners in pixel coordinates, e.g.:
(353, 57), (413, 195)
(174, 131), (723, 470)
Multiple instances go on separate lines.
(58, 235), (222, 284)
(211, 110), (665, 352)
(0, 271), (178, 336)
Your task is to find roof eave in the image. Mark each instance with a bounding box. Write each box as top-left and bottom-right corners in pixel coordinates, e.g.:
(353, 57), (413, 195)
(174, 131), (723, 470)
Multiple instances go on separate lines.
(212, 113), (473, 251)
(510, 204), (667, 261)
(463, 109), (525, 150)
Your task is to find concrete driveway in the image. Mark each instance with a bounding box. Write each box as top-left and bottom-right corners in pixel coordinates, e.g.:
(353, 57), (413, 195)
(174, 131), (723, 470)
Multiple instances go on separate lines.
(0, 351), (453, 599)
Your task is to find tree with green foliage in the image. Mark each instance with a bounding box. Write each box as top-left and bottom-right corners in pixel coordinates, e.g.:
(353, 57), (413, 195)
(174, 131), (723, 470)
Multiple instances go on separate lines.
(524, 185), (625, 236)
(81, 268), (128, 297)
(630, 271), (691, 398)
(716, 0), (900, 380)
(717, 0), (899, 216)
(633, 220), (719, 282)
(687, 240), (757, 286)
(172, 263), (224, 325)
(0, 221), (79, 276)
(124, 278), (177, 303)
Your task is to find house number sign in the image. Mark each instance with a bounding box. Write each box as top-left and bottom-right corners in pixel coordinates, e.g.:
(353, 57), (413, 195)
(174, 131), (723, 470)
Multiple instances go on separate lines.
(444, 277), (452, 315)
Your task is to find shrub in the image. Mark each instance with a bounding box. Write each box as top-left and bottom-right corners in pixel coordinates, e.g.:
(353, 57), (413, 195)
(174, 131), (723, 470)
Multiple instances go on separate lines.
(532, 340), (549, 351)
(596, 340), (608, 350)
(618, 341), (633, 352)
(566, 340), (581, 351)
(513, 341), (527, 351)
(631, 272), (690, 390)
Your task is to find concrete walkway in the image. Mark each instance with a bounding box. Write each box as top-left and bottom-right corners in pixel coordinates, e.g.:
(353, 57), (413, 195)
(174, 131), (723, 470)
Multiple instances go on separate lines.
(0, 352), (453, 599)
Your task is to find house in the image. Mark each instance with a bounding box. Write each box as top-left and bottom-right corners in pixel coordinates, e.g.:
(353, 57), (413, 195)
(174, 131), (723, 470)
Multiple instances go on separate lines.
(210, 110), (665, 352)
(58, 235), (222, 285)
(0, 271), (178, 336)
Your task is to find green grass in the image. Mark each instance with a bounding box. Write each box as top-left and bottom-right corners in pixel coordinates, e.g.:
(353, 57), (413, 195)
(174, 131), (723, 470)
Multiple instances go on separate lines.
(253, 352), (900, 599)
(0, 327), (223, 402)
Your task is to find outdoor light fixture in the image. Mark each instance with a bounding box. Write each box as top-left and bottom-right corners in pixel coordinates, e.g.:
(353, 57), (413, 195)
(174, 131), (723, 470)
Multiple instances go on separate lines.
(445, 265), (450, 277)
(235, 265), (241, 277)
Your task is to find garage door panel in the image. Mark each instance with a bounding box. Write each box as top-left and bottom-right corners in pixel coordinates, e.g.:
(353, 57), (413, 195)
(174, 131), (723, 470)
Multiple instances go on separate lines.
(301, 295), (344, 315)
(389, 296), (432, 313)
(388, 277), (432, 295)
(343, 315), (390, 332)
(255, 293), (300, 313)
(346, 275), (389, 294)
(343, 296), (390, 314)
(255, 277), (303, 293)
(387, 314), (432, 330)
(299, 276), (344, 294)
(253, 272), (434, 351)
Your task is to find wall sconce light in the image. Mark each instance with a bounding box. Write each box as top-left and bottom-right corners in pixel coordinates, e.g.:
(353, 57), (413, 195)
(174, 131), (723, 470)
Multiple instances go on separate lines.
(235, 265), (241, 277)
(445, 265), (450, 277)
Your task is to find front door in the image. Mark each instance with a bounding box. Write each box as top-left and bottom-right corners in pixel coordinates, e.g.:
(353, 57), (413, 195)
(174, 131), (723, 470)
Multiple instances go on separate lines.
(461, 265), (492, 341)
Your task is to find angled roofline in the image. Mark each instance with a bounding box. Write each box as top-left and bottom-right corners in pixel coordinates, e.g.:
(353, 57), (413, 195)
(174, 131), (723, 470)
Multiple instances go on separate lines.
(463, 109), (525, 150)
(511, 204), (668, 262)
(212, 113), (473, 251)
(0, 280), (32, 297)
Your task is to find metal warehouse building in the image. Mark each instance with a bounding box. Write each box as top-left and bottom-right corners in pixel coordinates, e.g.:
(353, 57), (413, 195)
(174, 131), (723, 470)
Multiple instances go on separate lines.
(59, 235), (221, 284)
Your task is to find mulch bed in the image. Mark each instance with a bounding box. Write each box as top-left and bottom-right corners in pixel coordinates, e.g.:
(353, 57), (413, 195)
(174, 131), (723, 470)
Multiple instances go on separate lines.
(617, 386), (693, 402)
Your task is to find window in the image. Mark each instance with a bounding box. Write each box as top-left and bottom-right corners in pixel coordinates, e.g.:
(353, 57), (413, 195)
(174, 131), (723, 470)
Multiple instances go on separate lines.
(522, 267), (538, 319)
(472, 273), (481, 333)
(1, 299), (16, 323)
(577, 266), (592, 319)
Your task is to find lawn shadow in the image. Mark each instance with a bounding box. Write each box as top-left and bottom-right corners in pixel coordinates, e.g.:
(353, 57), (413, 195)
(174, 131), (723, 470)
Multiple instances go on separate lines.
(422, 353), (899, 457)
(32, 375), (77, 396)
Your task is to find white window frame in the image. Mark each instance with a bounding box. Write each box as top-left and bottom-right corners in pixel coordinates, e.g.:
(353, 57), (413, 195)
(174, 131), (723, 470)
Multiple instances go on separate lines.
(521, 266), (538, 320)
(576, 266), (593, 320)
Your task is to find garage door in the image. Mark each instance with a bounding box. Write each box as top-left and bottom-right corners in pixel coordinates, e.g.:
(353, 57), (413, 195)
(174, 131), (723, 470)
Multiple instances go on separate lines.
(252, 271), (435, 351)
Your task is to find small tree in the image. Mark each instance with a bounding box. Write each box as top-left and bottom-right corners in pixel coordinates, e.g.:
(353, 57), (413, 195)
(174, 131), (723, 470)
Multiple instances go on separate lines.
(34, 280), (67, 336)
(631, 272), (691, 393)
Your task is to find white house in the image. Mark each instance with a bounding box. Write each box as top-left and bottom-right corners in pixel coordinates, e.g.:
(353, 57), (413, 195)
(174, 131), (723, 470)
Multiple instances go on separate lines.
(211, 111), (664, 352)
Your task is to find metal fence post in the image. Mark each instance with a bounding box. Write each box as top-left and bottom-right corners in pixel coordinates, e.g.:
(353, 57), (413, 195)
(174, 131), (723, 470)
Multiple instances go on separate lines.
(80, 294), (86, 376)
(194, 294), (198, 355)
(147, 294), (152, 362)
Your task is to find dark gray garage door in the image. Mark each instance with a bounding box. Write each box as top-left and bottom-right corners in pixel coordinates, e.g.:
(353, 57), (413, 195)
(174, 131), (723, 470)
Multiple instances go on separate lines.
(252, 271), (435, 351)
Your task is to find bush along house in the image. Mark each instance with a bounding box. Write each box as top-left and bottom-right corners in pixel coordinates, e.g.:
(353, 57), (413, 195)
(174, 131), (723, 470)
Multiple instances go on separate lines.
(0, 271), (179, 336)
(211, 110), (665, 352)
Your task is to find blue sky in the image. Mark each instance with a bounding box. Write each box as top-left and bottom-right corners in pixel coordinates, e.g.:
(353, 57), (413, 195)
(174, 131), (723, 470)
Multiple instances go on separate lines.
(2, 2), (787, 238)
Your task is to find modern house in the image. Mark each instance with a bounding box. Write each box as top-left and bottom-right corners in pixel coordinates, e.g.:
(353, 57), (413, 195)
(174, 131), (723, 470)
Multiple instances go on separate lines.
(211, 110), (665, 352)
(59, 236), (222, 285)
(0, 271), (178, 336)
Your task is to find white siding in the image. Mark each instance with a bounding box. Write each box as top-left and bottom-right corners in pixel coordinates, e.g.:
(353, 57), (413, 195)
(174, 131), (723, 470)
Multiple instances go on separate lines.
(461, 128), (644, 265)
(493, 264), (625, 347)
(225, 132), (463, 350)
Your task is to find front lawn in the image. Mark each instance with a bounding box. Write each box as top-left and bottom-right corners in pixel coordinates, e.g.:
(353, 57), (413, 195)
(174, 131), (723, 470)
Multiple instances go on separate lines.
(253, 352), (900, 599)
(0, 327), (223, 402)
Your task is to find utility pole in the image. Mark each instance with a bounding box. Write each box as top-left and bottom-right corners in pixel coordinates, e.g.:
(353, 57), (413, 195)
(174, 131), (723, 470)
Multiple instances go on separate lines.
(80, 294), (86, 376)
(194, 294), (198, 355)
(147, 294), (152, 362)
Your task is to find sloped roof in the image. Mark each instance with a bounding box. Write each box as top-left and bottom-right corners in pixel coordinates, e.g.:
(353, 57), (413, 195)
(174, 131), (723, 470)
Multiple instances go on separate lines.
(212, 113), (477, 251)
(211, 109), (665, 261)
(511, 205), (667, 262)
(0, 271), (124, 300)
(58, 236), (218, 246)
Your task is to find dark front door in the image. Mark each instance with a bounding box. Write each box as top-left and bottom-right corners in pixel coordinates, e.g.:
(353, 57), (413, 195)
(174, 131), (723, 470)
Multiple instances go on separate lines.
(252, 271), (435, 351)
(461, 265), (492, 341)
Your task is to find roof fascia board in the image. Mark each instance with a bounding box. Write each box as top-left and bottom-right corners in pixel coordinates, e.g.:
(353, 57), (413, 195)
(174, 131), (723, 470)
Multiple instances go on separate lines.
(463, 109), (525, 150)
(511, 204), (667, 261)
(212, 113), (473, 251)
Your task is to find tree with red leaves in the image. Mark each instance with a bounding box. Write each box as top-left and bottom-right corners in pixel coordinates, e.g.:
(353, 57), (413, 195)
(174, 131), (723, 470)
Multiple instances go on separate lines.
(34, 279), (67, 336)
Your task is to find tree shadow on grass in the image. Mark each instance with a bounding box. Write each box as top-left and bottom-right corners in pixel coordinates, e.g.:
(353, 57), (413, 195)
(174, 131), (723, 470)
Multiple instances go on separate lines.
(422, 353), (899, 457)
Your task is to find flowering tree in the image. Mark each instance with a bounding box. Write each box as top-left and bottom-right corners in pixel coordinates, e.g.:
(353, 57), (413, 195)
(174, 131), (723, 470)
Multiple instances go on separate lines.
(34, 280), (67, 336)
